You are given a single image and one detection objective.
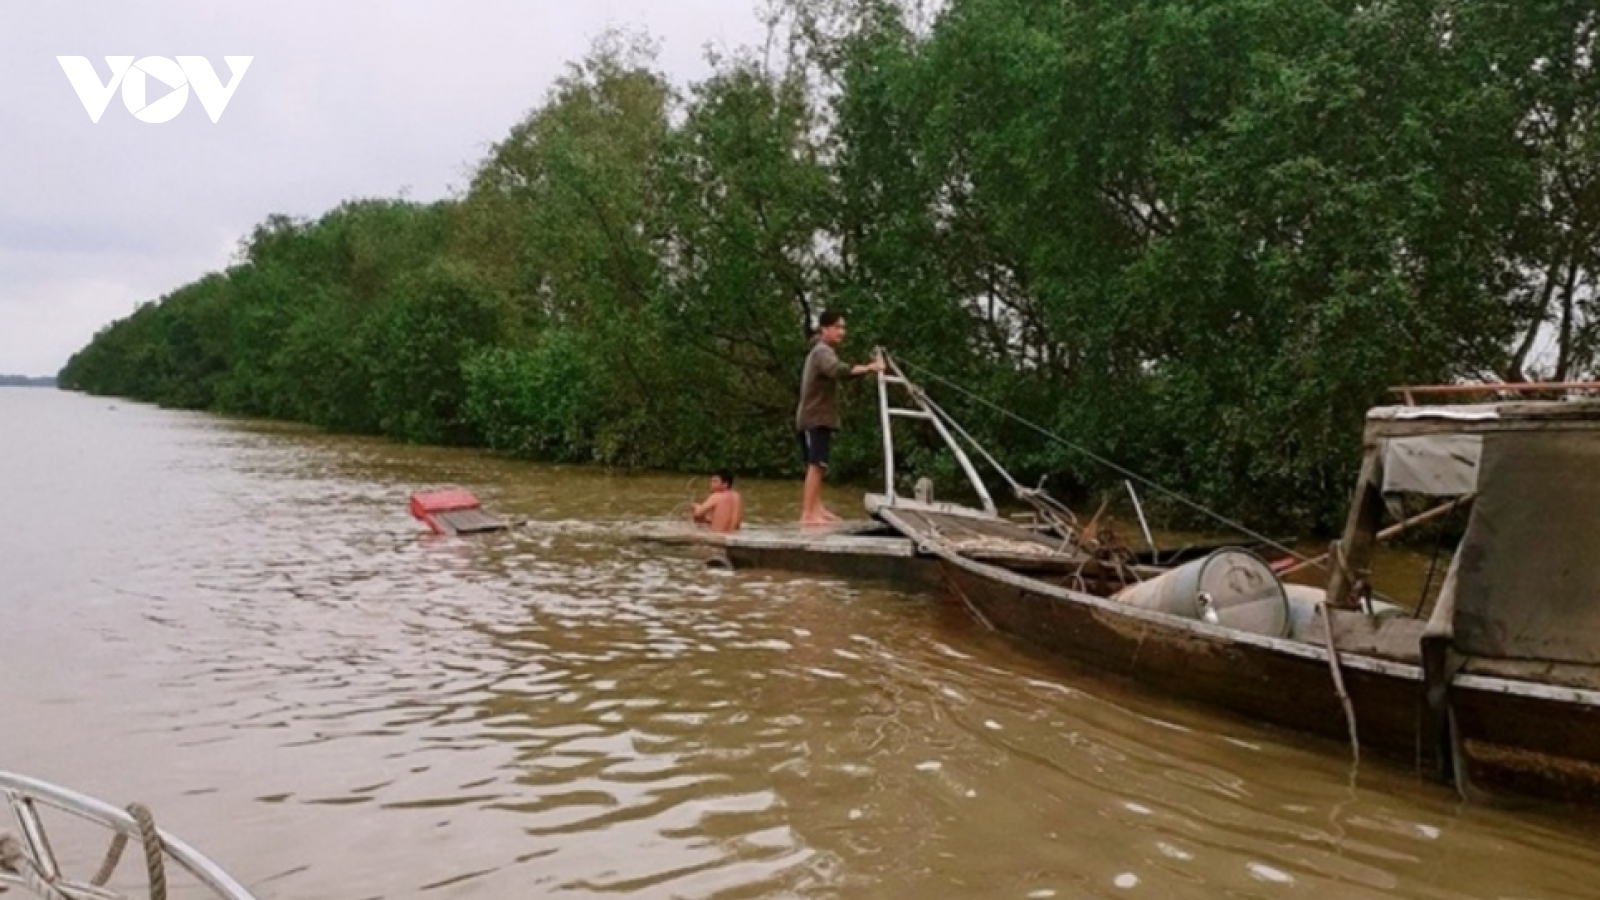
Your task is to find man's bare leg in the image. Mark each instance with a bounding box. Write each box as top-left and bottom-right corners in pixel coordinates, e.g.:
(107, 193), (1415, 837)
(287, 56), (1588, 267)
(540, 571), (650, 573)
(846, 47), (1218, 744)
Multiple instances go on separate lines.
(801, 465), (831, 526)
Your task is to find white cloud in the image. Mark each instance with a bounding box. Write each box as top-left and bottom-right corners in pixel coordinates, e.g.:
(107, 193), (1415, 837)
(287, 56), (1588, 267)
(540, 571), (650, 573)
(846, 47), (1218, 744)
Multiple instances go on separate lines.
(0, 0), (769, 375)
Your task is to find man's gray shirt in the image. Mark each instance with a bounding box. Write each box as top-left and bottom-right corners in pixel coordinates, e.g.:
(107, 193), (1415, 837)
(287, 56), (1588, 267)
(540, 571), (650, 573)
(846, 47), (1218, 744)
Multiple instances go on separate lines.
(796, 341), (851, 431)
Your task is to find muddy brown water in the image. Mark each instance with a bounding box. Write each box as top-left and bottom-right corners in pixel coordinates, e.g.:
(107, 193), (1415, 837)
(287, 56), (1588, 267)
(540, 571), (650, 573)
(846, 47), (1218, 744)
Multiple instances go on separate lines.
(3, 387), (1598, 899)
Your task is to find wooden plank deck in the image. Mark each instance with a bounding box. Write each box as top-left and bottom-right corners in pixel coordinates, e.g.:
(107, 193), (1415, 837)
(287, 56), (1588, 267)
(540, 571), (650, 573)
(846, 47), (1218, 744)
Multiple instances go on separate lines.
(630, 520), (898, 550)
(629, 521), (939, 587)
(434, 508), (511, 534)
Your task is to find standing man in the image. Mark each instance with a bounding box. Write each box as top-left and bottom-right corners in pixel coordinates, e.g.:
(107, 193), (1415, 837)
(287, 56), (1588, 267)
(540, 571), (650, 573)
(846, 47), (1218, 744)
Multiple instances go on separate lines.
(796, 309), (884, 526)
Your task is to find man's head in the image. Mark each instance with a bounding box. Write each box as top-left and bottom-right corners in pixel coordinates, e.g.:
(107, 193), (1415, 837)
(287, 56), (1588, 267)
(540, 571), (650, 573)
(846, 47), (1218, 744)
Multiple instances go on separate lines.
(816, 309), (847, 346)
(710, 469), (735, 492)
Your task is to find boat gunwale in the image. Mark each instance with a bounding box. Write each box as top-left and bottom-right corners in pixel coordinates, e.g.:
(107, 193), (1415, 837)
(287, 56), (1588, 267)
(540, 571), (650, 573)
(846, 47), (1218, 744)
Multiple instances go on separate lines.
(876, 506), (1600, 709)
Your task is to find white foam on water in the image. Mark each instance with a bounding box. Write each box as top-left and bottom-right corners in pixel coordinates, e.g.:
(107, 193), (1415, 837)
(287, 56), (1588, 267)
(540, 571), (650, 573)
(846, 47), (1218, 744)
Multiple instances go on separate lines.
(1140, 716), (1191, 733)
(1114, 873), (1139, 889)
(1247, 863), (1294, 884)
(1156, 842), (1193, 861)
(1023, 678), (1080, 697)
(932, 642), (975, 661)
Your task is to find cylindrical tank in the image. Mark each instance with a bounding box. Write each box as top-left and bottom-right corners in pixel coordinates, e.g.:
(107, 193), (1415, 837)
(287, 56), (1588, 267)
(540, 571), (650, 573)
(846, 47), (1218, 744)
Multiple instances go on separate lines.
(1284, 583), (1328, 635)
(1284, 583), (1407, 635)
(1116, 549), (1289, 637)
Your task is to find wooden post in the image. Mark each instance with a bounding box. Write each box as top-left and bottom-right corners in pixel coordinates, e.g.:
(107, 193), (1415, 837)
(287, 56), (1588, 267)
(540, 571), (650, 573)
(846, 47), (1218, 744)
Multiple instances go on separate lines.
(1326, 445), (1384, 609)
(875, 357), (896, 501)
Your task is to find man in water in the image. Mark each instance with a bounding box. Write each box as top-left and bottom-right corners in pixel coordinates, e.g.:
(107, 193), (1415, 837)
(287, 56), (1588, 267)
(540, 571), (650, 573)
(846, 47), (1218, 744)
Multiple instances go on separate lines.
(796, 309), (884, 526)
(691, 469), (744, 533)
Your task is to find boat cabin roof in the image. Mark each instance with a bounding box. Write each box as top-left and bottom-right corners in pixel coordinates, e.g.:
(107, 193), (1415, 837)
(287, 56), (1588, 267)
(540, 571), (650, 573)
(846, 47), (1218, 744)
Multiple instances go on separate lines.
(1365, 399), (1600, 441)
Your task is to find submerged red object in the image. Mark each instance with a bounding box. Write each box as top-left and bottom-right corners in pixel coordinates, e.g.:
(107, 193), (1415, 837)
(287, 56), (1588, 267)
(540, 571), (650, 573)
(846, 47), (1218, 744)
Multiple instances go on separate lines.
(409, 489), (510, 535)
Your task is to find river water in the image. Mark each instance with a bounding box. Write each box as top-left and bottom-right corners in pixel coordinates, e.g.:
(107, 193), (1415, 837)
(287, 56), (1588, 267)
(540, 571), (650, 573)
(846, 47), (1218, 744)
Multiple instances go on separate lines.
(2, 387), (1598, 900)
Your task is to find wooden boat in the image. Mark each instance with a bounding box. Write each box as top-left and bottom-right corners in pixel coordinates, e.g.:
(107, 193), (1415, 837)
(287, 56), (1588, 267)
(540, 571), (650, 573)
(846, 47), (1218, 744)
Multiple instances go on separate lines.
(866, 362), (1600, 803)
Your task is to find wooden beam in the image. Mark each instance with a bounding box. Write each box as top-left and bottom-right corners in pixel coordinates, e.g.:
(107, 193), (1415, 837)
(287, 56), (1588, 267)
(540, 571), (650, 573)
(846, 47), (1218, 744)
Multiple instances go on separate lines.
(1327, 446), (1384, 609)
(1363, 400), (1600, 442)
(1278, 494), (1473, 577)
(1367, 416), (1600, 441)
(1390, 382), (1600, 397)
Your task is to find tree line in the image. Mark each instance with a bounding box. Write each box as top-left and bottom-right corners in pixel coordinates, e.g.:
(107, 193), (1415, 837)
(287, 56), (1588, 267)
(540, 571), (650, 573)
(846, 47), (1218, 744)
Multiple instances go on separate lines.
(60, 0), (1600, 532)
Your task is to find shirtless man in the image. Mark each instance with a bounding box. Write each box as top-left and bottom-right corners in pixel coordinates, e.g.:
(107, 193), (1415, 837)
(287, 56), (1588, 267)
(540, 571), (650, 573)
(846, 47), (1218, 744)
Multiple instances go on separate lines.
(691, 469), (744, 533)
(796, 310), (884, 526)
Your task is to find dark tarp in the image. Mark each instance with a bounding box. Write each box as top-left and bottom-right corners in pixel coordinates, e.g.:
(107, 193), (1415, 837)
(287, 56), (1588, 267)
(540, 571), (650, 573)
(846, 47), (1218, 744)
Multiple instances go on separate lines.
(1453, 432), (1600, 663)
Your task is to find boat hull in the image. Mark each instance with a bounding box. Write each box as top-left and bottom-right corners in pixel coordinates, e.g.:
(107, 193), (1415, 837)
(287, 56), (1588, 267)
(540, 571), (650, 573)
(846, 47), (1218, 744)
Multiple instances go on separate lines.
(940, 561), (1423, 754)
(724, 536), (940, 587)
(938, 552), (1600, 803)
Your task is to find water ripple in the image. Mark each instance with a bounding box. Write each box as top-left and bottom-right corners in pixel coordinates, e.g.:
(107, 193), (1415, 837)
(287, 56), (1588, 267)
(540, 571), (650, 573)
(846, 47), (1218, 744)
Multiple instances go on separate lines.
(4, 391), (1600, 899)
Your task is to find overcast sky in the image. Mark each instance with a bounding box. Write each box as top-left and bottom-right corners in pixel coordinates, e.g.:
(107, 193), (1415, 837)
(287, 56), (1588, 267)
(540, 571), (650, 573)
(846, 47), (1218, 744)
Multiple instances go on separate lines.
(0, 1), (769, 376)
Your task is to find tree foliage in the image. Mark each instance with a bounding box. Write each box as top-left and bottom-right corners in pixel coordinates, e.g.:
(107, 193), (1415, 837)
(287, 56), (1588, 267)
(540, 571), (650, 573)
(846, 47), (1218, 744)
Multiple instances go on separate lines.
(59, 6), (1600, 531)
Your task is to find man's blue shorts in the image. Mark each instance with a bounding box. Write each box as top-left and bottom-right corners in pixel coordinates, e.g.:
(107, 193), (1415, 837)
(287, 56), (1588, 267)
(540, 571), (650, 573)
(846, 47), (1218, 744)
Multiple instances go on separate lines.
(799, 427), (833, 470)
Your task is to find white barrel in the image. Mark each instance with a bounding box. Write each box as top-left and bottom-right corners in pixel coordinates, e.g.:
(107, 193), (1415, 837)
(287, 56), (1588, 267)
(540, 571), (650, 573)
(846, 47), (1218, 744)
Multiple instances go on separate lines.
(1116, 549), (1289, 637)
(1284, 583), (1407, 635)
(1284, 583), (1328, 634)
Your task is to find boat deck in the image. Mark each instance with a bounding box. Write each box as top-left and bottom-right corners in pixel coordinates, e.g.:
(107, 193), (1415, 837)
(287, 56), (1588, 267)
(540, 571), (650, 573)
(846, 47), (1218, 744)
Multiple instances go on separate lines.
(630, 521), (939, 586)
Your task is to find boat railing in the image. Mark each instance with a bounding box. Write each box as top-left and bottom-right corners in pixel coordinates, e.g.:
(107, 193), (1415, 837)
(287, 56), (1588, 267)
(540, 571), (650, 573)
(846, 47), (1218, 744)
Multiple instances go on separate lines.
(872, 349), (999, 516)
(1390, 382), (1600, 405)
(0, 771), (256, 900)
(871, 350), (1086, 545)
